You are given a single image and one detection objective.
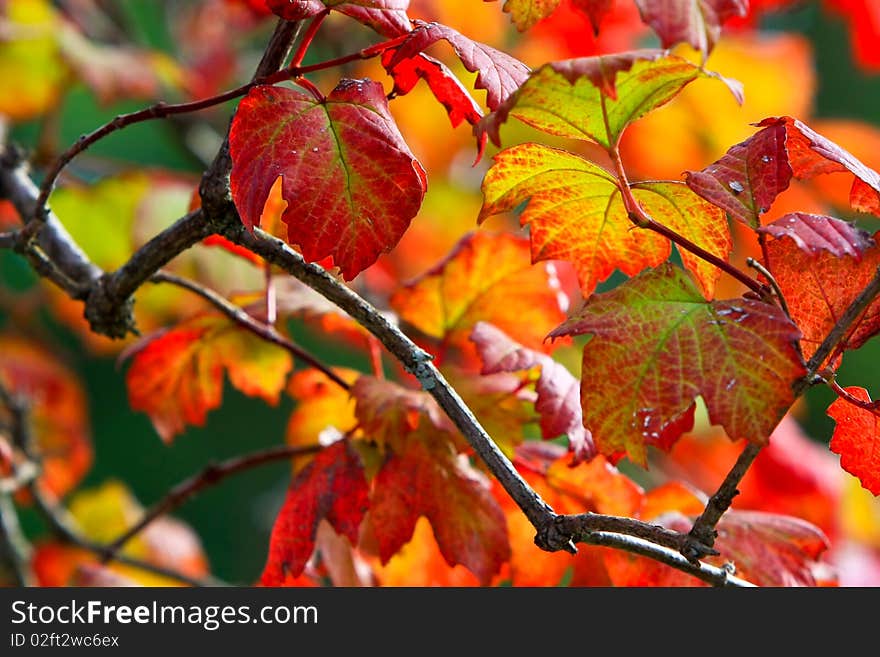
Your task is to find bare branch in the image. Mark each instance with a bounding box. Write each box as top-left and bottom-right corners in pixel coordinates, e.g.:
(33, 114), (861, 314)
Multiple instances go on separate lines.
(104, 443), (322, 561)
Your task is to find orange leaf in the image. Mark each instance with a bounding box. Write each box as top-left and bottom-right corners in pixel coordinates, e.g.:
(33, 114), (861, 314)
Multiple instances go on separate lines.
(285, 368), (359, 451)
(827, 387), (880, 496)
(0, 335), (92, 497)
(390, 231), (567, 352)
(124, 312), (292, 442)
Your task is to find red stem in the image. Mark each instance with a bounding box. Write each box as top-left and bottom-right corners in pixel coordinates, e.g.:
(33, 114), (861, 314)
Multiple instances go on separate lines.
(290, 10), (329, 68)
(828, 378), (880, 417)
(294, 77), (325, 102)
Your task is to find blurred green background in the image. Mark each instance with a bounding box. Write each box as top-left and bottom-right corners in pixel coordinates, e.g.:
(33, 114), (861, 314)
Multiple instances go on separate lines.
(3, 1), (880, 585)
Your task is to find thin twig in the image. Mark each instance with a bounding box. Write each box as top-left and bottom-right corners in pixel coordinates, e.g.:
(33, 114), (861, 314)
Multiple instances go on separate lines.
(683, 442), (762, 560)
(104, 443), (323, 560)
(151, 271), (351, 391)
(0, 230), (16, 249)
(746, 257), (792, 320)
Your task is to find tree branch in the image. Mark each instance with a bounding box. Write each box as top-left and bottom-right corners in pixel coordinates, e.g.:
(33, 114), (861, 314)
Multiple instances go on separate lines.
(104, 443), (322, 561)
(0, 492), (34, 586)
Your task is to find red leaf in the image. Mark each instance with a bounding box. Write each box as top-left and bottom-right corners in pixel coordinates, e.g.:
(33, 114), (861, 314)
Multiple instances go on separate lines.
(571, 0), (614, 35)
(827, 387), (880, 496)
(229, 80), (427, 280)
(369, 430), (510, 584)
(471, 321), (596, 463)
(634, 0), (748, 57)
(765, 229), (880, 365)
(266, 0), (411, 35)
(758, 213), (874, 258)
(379, 50), (487, 157)
(550, 265), (805, 465)
(385, 20), (530, 112)
(261, 440), (369, 585)
(688, 117), (880, 226)
(685, 122), (792, 228)
(826, 0), (880, 71)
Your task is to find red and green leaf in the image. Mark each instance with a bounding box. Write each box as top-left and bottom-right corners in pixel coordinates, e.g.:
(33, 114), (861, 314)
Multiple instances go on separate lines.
(390, 231), (567, 352)
(765, 229), (880, 365)
(478, 51), (738, 150)
(479, 143), (731, 298)
(229, 80), (427, 280)
(550, 265), (805, 465)
(261, 440), (369, 585)
(124, 313), (293, 442)
(827, 387), (880, 496)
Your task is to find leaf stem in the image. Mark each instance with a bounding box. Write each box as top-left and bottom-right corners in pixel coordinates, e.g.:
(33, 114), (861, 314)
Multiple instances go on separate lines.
(827, 378), (880, 416)
(102, 443), (322, 563)
(609, 147), (765, 296)
(150, 271), (351, 392)
(290, 10), (330, 68)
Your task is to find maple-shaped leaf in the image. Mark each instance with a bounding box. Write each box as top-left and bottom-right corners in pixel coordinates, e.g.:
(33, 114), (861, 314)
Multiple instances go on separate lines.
(478, 51), (739, 150)
(261, 440), (369, 585)
(229, 80), (427, 280)
(758, 213), (874, 258)
(266, 0), (411, 36)
(827, 387), (880, 496)
(368, 429), (509, 584)
(470, 321), (596, 463)
(479, 143), (731, 298)
(765, 229), (880, 365)
(390, 231), (567, 352)
(550, 264), (805, 465)
(124, 312), (293, 442)
(385, 20), (530, 111)
(634, 0), (748, 59)
(687, 116), (880, 227)
(488, 0), (562, 31)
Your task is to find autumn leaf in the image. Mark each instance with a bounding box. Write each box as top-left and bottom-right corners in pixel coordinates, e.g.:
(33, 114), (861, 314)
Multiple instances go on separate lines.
(368, 428), (509, 584)
(550, 265), (805, 465)
(261, 440), (369, 585)
(687, 117), (880, 226)
(827, 387), (880, 496)
(758, 213), (873, 258)
(384, 20), (530, 111)
(478, 51), (739, 150)
(471, 321), (596, 463)
(0, 335), (92, 498)
(765, 228), (880, 365)
(488, 0), (561, 31)
(390, 231), (567, 352)
(266, 0), (411, 36)
(479, 143), (730, 298)
(634, 0), (748, 59)
(124, 312), (293, 442)
(351, 376), (453, 451)
(229, 80), (427, 280)
(285, 368), (360, 451)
